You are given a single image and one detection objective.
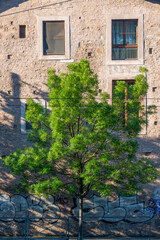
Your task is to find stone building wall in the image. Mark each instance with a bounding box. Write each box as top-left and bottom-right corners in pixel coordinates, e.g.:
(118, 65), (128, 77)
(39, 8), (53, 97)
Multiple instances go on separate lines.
(0, 0), (159, 201)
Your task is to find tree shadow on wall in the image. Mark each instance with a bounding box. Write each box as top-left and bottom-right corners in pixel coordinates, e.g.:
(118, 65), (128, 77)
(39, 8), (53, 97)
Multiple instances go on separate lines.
(136, 135), (160, 202)
(0, 72), (48, 194)
(0, 73), (21, 194)
(135, 135), (160, 238)
(0, 0), (28, 14)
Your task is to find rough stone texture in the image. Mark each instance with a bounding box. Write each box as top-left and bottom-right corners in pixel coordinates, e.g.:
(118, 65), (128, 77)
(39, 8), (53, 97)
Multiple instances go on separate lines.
(0, 0), (160, 233)
(0, 0), (159, 146)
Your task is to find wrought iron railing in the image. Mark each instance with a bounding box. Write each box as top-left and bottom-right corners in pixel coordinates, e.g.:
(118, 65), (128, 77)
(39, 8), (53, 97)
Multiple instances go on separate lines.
(0, 216), (153, 239)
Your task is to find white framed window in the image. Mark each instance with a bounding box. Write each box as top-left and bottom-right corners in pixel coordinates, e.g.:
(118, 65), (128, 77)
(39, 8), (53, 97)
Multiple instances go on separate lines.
(21, 99), (46, 134)
(37, 16), (70, 60)
(106, 14), (144, 65)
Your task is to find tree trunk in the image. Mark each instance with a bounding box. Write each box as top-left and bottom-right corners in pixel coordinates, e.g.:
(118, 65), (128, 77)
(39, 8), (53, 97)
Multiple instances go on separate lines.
(78, 195), (83, 240)
(78, 155), (83, 240)
(78, 175), (83, 240)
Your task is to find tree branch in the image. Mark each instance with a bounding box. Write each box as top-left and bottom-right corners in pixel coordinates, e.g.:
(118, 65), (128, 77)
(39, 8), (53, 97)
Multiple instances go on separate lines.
(71, 123), (75, 137)
(77, 115), (81, 134)
(83, 139), (110, 164)
(62, 140), (68, 146)
(67, 124), (73, 138)
(82, 183), (92, 197)
(43, 122), (51, 131)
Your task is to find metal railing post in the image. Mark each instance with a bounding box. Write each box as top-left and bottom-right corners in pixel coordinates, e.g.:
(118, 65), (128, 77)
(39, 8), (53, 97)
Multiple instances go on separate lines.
(26, 217), (29, 240)
(148, 218), (152, 240)
(24, 217), (27, 240)
(67, 217), (69, 240)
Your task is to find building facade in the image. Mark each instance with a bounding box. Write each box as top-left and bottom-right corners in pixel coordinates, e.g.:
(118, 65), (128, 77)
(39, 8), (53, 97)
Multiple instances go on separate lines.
(0, 0), (160, 236)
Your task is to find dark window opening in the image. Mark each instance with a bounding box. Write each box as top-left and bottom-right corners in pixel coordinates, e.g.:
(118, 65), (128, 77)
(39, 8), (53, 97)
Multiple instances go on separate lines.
(112, 80), (140, 126)
(43, 21), (65, 55)
(112, 20), (138, 60)
(154, 121), (157, 126)
(19, 25), (26, 38)
(25, 104), (32, 130)
(7, 55), (12, 59)
(152, 87), (157, 92)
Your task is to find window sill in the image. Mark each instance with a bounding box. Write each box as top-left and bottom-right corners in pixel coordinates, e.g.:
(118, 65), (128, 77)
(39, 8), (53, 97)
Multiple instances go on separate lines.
(38, 55), (70, 60)
(21, 129), (30, 135)
(106, 58), (144, 66)
(60, 59), (74, 63)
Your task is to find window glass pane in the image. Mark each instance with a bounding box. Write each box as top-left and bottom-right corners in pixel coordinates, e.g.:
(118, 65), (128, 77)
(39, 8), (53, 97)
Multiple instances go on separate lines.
(112, 48), (137, 60)
(53, 39), (65, 54)
(112, 48), (125, 60)
(126, 20), (137, 44)
(125, 48), (137, 59)
(43, 21), (65, 55)
(112, 21), (123, 45)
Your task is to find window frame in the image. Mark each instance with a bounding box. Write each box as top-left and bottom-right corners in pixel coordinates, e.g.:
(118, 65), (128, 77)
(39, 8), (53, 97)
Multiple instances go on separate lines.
(21, 99), (46, 134)
(112, 80), (135, 95)
(112, 19), (138, 60)
(38, 16), (70, 60)
(106, 14), (144, 65)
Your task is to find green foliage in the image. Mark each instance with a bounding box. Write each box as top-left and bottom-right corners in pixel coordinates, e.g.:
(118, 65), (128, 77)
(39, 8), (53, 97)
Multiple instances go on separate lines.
(139, 66), (148, 73)
(112, 67), (156, 136)
(2, 60), (158, 199)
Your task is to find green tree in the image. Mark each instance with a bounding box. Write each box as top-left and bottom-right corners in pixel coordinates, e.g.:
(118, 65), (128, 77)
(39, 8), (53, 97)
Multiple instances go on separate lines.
(2, 60), (158, 239)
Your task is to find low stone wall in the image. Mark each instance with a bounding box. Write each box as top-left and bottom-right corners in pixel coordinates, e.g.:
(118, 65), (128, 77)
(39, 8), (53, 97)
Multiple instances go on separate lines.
(0, 193), (159, 237)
